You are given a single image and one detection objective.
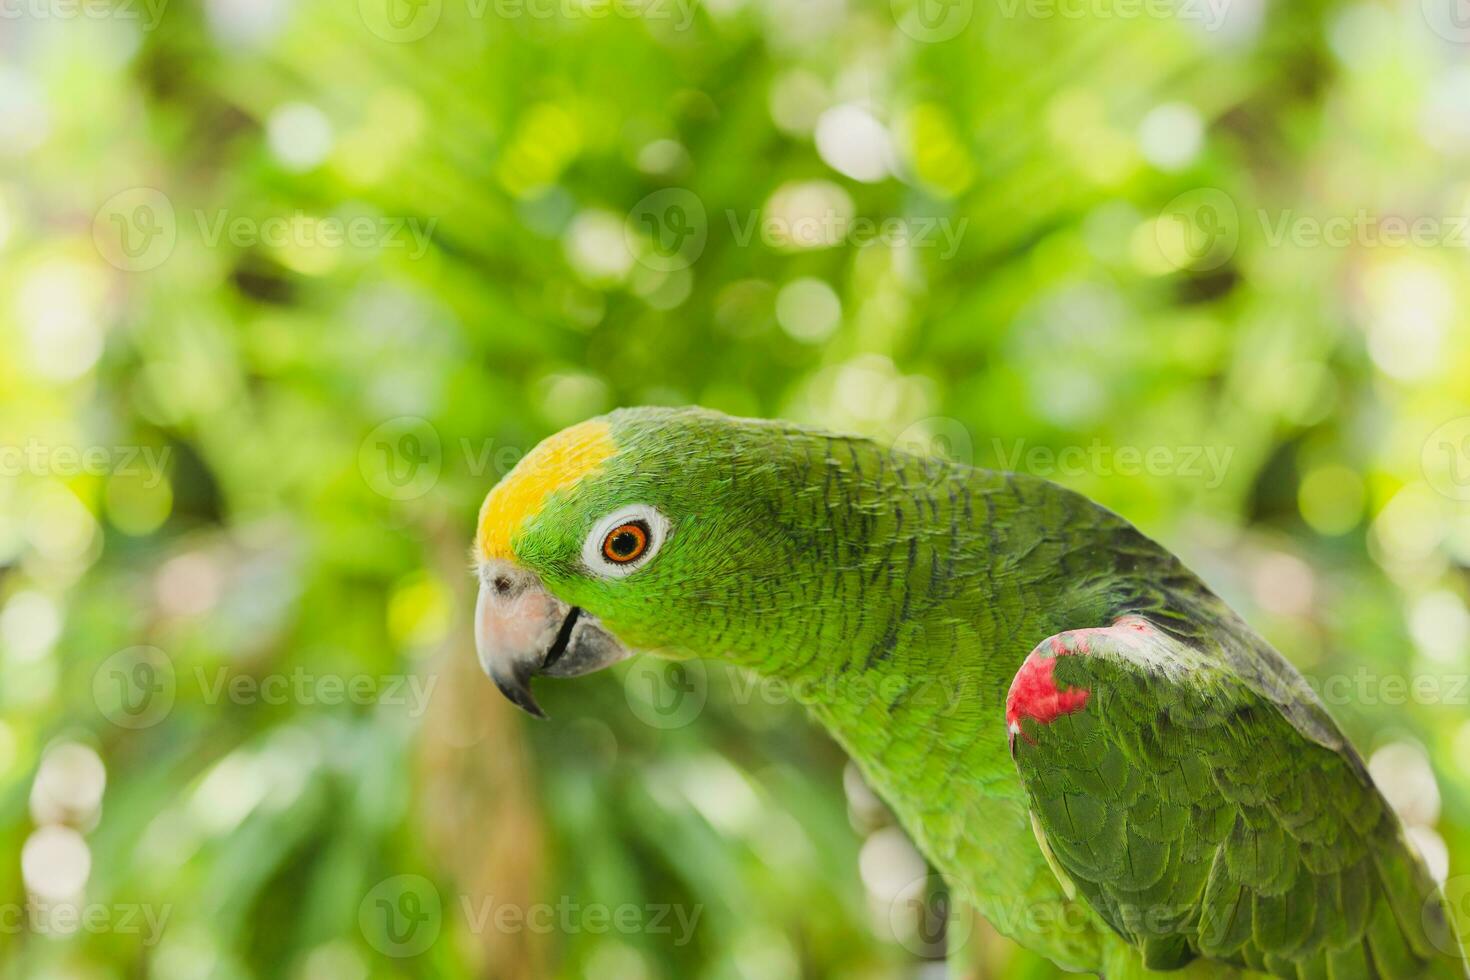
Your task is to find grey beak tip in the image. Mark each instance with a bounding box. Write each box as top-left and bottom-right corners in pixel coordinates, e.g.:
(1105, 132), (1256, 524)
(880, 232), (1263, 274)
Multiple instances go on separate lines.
(491, 671), (549, 719)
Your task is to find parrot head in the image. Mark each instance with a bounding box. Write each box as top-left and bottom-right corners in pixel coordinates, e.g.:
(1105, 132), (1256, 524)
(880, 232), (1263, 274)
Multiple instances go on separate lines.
(472, 406), (814, 717)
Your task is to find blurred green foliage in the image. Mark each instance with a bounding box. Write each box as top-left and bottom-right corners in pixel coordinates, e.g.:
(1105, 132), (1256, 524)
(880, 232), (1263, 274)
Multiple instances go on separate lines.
(2, 0), (1469, 977)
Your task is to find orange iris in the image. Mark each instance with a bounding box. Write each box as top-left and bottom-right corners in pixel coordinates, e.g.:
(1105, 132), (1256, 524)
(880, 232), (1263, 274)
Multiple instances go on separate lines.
(602, 522), (649, 564)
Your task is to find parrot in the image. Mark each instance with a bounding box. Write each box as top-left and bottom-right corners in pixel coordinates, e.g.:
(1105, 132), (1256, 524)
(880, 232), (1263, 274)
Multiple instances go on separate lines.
(470, 405), (1468, 979)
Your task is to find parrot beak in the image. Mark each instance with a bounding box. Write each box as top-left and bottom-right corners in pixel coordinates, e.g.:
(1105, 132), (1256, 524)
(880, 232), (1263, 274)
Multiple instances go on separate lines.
(474, 560), (633, 718)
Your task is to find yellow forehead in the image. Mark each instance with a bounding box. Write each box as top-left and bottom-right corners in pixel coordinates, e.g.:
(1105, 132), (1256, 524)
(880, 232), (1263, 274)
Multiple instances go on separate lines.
(477, 419), (617, 561)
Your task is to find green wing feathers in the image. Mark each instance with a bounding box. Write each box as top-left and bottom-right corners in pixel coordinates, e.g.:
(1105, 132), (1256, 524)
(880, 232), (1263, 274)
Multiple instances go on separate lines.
(1007, 618), (1468, 979)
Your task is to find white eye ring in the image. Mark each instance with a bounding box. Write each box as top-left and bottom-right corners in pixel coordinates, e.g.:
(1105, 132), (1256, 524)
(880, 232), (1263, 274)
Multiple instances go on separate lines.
(582, 505), (670, 578)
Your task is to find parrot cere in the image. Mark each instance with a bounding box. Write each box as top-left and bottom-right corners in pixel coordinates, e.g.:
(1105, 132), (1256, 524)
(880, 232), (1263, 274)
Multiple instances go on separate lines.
(472, 406), (1468, 979)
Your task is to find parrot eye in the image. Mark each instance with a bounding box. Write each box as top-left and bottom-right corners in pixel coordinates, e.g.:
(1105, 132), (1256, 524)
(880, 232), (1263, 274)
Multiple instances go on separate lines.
(603, 522), (649, 563)
(582, 505), (669, 578)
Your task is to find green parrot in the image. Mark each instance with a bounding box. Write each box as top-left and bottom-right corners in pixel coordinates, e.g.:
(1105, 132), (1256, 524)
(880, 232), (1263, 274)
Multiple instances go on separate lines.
(471, 406), (1467, 978)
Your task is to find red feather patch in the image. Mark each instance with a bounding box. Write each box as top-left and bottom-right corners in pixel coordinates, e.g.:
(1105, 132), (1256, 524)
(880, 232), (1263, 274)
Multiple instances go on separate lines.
(1006, 653), (1090, 740)
(1006, 617), (1157, 742)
